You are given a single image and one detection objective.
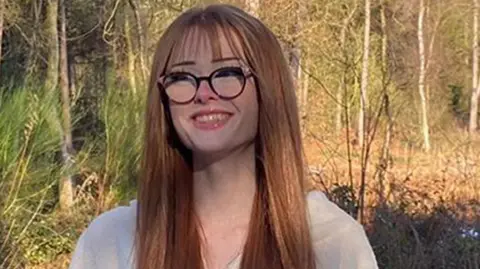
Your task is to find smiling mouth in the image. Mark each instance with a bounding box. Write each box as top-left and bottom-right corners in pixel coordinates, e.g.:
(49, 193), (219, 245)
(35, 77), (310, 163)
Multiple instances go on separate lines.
(192, 113), (232, 130)
(194, 113), (230, 122)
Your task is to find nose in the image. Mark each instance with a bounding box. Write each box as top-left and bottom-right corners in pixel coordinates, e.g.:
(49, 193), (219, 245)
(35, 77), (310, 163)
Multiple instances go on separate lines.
(194, 80), (218, 103)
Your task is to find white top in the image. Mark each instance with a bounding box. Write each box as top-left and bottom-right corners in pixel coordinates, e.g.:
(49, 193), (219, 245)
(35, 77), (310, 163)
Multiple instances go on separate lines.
(69, 191), (378, 269)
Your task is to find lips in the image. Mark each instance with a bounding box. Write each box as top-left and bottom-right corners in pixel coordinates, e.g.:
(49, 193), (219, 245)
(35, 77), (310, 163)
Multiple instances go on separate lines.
(190, 109), (233, 130)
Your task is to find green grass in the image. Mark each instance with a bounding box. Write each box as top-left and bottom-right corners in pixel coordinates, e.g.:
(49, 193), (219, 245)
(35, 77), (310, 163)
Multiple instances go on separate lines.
(0, 84), (144, 267)
(0, 86), (63, 267)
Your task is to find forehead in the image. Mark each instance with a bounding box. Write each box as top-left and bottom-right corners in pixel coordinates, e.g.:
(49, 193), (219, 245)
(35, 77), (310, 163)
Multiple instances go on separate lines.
(168, 25), (246, 67)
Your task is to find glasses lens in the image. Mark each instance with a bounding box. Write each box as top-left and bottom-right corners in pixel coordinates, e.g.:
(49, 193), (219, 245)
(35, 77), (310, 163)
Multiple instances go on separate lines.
(212, 67), (245, 98)
(163, 73), (197, 103)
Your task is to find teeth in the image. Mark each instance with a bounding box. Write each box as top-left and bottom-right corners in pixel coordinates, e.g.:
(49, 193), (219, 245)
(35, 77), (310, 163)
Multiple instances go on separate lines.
(195, 113), (229, 123)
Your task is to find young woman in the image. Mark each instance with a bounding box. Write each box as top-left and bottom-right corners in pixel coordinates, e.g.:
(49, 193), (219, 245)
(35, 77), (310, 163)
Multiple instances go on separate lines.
(69, 4), (378, 269)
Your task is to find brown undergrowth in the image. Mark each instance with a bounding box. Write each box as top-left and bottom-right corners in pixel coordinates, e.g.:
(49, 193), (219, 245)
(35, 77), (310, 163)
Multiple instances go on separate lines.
(304, 131), (480, 269)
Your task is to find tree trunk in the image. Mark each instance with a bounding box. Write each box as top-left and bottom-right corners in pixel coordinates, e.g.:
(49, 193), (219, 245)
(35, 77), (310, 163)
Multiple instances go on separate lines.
(298, 0), (308, 133)
(125, 11), (137, 94)
(107, 0), (122, 88)
(358, 0), (370, 149)
(0, 0), (5, 79)
(58, 0), (74, 209)
(418, 0), (431, 151)
(26, 0), (43, 77)
(378, 0), (393, 205)
(470, 0), (480, 133)
(111, 22), (121, 88)
(289, 0), (307, 132)
(45, 0), (59, 91)
(357, 0), (371, 225)
(301, 56), (309, 135)
(337, 1), (357, 135)
(68, 53), (77, 103)
(127, 0), (147, 85)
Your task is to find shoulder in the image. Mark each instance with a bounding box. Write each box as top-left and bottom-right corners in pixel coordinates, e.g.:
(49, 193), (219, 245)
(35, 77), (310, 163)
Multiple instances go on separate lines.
(306, 191), (378, 269)
(69, 200), (138, 269)
(84, 200), (137, 239)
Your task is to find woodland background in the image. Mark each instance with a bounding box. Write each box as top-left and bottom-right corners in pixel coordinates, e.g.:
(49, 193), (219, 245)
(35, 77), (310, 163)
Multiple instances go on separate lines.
(0, 0), (479, 268)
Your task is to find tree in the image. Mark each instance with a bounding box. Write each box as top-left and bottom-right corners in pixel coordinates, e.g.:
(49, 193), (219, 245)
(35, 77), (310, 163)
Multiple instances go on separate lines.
(45, 0), (59, 91)
(125, 6), (137, 94)
(289, 0), (308, 132)
(127, 0), (147, 85)
(103, 0), (123, 87)
(358, 0), (371, 149)
(377, 0), (393, 204)
(470, 0), (480, 133)
(418, 0), (431, 151)
(25, 0), (43, 77)
(336, 0), (358, 135)
(58, 0), (74, 209)
(356, 0), (371, 225)
(0, 0), (5, 79)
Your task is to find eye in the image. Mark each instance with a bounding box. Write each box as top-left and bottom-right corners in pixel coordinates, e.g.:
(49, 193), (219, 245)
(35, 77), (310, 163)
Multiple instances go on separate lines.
(163, 73), (194, 87)
(214, 67), (244, 78)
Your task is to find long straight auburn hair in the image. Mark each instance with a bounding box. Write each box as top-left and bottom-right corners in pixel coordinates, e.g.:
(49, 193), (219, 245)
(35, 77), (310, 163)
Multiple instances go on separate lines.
(135, 4), (316, 269)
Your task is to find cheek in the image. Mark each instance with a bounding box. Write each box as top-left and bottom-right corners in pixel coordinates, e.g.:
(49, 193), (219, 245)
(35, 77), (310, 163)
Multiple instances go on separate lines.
(169, 106), (180, 126)
(246, 81), (259, 113)
(168, 105), (189, 134)
(238, 83), (259, 129)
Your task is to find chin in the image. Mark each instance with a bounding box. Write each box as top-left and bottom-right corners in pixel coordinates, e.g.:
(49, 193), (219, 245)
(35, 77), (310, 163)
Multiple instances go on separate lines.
(191, 142), (231, 155)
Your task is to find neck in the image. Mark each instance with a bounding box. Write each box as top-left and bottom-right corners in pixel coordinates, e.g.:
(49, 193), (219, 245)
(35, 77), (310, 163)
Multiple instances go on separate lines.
(193, 143), (256, 228)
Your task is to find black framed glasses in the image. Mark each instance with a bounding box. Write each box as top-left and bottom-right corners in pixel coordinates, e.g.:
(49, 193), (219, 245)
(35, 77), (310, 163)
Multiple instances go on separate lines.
(157, 66), (253, 104)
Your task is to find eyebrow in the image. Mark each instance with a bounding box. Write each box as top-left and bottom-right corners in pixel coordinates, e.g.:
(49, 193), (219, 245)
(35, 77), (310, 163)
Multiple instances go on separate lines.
(170, 57), (241, 68)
